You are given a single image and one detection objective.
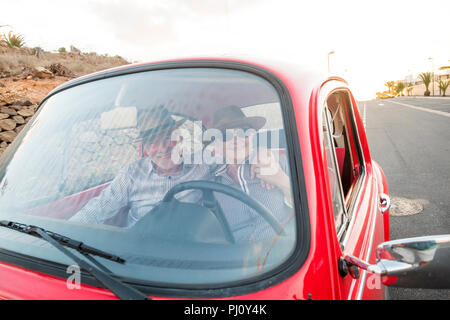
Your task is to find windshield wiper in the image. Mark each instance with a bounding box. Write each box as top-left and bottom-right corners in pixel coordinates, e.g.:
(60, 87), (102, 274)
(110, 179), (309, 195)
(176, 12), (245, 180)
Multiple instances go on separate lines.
(0, 220), (124, 263)
(0, 220), (149, 300)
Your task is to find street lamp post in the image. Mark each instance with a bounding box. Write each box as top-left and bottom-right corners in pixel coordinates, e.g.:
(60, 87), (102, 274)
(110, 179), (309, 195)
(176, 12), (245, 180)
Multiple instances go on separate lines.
(328, 51), (335, 73)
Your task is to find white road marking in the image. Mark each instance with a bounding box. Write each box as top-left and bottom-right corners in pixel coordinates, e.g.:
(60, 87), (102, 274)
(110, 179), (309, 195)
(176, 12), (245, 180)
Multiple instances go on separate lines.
(390, 101), (450, 118)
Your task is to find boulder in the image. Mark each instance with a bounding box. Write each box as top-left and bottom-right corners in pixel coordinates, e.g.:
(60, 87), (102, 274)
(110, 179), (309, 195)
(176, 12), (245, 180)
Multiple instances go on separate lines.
(0, 130), (17, 142)
(0, 119), (17, 131)
(17, 108), (34, 117)
(12, 100), (33, 107)
(10, 105), (24, 111)
(12, 115), (25, 124)
(70, 45), (81, 54)
(46, 63), (74, 77)
(0, 113), (9, 120)
(15, 124), (25, 133)
(0, 93), (17, 106)
(33, 67), (54, 79)
(0, 107), (17, 116)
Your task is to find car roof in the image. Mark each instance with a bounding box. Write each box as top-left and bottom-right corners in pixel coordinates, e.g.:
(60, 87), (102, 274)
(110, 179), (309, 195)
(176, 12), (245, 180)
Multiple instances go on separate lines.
(44, 55), (348, 115)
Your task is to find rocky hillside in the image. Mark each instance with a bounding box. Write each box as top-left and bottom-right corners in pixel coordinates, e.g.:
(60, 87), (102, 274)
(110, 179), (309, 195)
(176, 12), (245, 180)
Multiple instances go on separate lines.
(0, 44), (130, 155)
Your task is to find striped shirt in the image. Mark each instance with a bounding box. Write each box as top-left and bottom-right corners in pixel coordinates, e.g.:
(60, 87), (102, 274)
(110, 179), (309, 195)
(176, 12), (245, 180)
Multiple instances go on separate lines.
(69, 158), (211, 227)
(213, 154), (295, 242)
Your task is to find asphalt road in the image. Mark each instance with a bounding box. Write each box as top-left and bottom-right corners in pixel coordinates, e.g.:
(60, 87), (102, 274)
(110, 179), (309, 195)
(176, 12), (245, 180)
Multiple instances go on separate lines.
(360, 97), (450, 300)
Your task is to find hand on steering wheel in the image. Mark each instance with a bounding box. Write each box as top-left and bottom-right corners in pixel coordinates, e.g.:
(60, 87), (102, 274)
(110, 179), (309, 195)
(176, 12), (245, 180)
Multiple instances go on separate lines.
(163, 180), (286, 244)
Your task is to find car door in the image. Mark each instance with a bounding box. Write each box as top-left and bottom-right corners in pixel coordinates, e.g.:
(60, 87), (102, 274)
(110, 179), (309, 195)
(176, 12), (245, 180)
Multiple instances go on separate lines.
(319, 84), (386, 300)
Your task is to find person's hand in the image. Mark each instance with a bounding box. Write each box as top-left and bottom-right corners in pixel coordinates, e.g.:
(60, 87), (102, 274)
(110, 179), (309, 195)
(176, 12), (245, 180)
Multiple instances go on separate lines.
(250, 148), (282, 187)
(250, 148), (293, 206)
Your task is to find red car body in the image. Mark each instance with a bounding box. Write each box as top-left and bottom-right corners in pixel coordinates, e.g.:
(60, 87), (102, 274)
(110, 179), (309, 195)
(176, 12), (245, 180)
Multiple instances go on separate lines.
(0, 57), (390, 300)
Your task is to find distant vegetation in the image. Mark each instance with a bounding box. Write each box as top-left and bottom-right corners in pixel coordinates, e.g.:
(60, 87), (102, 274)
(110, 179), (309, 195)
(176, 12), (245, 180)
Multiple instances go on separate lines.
(0, 29), (129, 78)
(438, 79), (449, 96)
(418, 72), (432, 96)
(380, 78), (449, 98)
(378, 81), (406, 98)
(384, 81), (395, 94)
(1, 31), (25, 48)
(406, 82), (414, 96)
(382, 65), (450, 97)
(395, 81), (405, 96)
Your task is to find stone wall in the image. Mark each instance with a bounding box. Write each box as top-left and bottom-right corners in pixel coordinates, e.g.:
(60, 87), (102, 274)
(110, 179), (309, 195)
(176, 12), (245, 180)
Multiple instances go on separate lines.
(0, 101), (36, 155)
(61, 117), (140, 194)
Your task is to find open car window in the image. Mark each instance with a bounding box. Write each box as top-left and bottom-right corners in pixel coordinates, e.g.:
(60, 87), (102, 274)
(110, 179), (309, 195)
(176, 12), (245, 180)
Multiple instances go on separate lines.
(0, 67), (299, 288)
(323, 90), (365, 240)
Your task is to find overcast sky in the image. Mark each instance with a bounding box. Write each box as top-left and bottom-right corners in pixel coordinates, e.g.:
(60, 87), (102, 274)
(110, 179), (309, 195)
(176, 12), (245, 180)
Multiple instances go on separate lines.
(2, 0), (450, 99)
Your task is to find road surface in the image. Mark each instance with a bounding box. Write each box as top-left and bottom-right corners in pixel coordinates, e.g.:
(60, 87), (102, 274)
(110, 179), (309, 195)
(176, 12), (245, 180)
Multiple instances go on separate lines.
(360, 97), (450, 300)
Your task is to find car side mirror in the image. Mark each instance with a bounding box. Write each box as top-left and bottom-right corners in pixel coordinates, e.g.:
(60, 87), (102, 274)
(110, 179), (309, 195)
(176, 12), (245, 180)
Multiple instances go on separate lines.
(344, 235), (450, 289)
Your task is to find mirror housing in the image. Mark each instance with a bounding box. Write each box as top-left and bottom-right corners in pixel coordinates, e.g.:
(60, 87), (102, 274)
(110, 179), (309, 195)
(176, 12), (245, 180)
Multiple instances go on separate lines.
(344, 235), (450, 289)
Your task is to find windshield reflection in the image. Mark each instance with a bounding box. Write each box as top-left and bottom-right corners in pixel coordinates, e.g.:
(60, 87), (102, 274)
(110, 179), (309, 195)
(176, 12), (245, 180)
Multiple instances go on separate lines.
(0, 67), (298, 286)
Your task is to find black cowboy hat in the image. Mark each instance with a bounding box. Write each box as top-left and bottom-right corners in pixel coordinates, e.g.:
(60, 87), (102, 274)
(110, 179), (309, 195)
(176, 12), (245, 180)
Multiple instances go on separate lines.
(137, 106), (186, 142)
(212, 105), (266, 131)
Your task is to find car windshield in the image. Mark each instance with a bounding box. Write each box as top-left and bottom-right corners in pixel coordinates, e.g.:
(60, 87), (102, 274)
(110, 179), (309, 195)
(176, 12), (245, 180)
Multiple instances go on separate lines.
(0, 67), (298, 288)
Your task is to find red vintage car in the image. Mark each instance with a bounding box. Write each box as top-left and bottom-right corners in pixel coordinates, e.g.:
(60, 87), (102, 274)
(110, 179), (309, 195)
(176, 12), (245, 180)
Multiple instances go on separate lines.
(0, 57), (448, 300)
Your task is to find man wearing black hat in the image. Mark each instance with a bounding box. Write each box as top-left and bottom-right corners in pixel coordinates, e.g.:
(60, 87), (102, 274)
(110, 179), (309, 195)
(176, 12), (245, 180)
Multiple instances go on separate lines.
(211, 106), (295, 242)
(70, 106), (211, 227)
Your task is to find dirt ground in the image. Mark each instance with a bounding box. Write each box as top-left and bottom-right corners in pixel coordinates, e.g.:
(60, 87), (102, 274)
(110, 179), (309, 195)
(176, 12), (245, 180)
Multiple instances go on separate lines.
(0, 76), (70, 106)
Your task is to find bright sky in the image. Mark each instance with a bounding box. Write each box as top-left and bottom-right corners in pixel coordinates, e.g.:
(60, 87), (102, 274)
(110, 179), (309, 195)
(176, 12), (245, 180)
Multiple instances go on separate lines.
(2, 0), (450, 100)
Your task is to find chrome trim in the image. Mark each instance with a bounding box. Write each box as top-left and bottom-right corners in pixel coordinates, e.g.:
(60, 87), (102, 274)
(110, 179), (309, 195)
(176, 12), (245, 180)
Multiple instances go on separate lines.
(346, 181), (379, 300)
(320, 76), (349, 88)
(321, 88), (367, 244)
(335, 90), (367, 245)
(340, 93), (367, 244)
(323, 103), (349, 232)
(347, 277), (357, 299)
(346, 234), (450, 290)
(341, 172), (366, 246)
(319, 85), (376, 299)
(380, 234), (450, 246)
(356, 181), (379, 300)
(379, 193), (391, 214)
(336, 219), (347, 240)
(377, 259), (412, 275)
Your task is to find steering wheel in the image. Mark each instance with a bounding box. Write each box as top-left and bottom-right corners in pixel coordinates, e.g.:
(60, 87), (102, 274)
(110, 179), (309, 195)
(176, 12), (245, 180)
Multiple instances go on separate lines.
(162, 180), (286, 244)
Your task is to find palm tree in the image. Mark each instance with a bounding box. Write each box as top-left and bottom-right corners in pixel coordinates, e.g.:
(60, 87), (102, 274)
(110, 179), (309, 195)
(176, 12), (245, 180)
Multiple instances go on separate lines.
(406, 82), (414, 96)
(384, 81), (395, 93)
(395, 82), (406, 96)
(419, 72), (432, 96)
(438, 79), (450, 96)
(1, 30), (25, 48)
